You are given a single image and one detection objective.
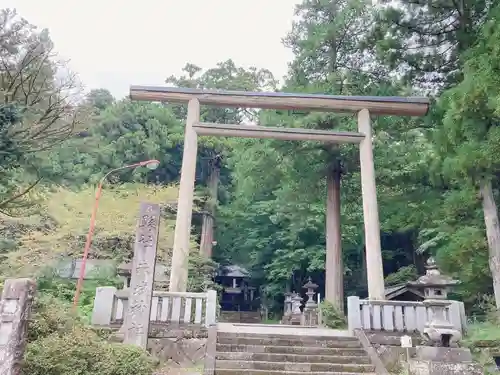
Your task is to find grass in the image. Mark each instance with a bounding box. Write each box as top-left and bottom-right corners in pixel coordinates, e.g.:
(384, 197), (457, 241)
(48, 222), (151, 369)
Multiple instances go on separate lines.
(1, 183), (179, 278)
(464, 321), (500, 373)
(465, 321), (500, 343)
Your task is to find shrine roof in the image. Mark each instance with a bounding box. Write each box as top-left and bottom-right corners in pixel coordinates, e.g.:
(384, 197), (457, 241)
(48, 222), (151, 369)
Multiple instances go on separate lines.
(218, 264), (250, 278)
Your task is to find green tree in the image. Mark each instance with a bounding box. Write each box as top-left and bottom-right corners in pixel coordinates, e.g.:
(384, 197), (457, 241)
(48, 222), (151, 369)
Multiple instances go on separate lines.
(85, 89), (115, 112)
(367, 0), (493, 89)
(436, 5), (500, 308)
(0, 9), (84, 215)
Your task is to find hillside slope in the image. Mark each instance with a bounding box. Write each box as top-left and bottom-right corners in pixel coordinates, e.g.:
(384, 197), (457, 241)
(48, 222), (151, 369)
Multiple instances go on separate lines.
(1, 184), (178, 279)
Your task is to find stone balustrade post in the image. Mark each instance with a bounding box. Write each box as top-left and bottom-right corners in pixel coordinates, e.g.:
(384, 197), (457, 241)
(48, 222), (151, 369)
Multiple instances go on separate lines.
(0, 279), (36, 375)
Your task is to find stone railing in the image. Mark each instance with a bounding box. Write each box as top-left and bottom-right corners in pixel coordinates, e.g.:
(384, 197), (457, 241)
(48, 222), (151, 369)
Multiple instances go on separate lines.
(0, 279), (36, 375)
(92, 287), (217, 328)
(347, 296), (466, 334)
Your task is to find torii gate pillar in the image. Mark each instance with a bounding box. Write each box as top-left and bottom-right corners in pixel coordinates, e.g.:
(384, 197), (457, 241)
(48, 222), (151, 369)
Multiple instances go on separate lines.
(358, 109), (385, 300)
(169, 98), (200, 292)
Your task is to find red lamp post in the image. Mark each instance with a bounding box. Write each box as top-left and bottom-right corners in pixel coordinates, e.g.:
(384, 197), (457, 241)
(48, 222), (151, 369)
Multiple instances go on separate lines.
(72, 159), (160, 308)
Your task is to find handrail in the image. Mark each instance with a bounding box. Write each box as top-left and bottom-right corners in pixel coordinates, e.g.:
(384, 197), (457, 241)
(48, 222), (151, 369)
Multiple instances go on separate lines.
(91, 287), (217, 328)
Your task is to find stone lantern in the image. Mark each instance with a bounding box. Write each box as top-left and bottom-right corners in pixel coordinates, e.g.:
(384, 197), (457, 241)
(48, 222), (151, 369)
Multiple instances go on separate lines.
(117, 262), (132, 289)
(408, 257), (461, 347)
(285, 292), (293, 313)
(280, 291), (293, 325)
(303, 277), (319, 309)
(289, 292), (303, 325)
(302, 277), (319, 326)
(291, 292), (303, 314)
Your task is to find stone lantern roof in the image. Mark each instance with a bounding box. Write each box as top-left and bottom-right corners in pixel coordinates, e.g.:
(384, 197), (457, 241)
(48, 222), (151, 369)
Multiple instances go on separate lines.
(407, 257), (459, 289)
(117, 262), (132, 277)
(303, 277), (319, 290)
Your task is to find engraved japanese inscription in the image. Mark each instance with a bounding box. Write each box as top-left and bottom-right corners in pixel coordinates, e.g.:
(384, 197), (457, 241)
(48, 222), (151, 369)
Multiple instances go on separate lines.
(123, 202), (160, 349)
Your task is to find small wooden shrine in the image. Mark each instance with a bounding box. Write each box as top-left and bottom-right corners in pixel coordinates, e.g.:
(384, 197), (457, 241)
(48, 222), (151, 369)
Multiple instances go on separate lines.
(215, 264), (259, 312)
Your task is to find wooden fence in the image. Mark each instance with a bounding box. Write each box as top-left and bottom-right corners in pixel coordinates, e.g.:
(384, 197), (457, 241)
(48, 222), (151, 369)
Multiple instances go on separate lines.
(91, 287), (217, 328)
(347, 296), (467, 334)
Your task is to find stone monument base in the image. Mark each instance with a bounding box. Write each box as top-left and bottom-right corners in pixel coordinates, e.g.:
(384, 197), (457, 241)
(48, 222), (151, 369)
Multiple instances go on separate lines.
(408, 360), (483, 375)
(415, 346), (472, 362)
(407, 346), (483, 375)
(289, 313), (302, 325)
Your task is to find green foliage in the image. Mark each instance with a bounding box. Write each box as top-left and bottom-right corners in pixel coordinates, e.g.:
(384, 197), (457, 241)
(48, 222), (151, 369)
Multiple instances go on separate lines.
(0, 185), (179, 279)
(0, 9), (86, 215)
(464, 295), (500, 372)
(37, 269), (122, 320)
(385, 265), (418, 286)
(366, 0), (492, 88)
(25, 330), (155, 375)
(24, 294), (156, 375)
(188, 252), (220, 293)
(319, 300), (347, 329)
(0, 103), (43, 215)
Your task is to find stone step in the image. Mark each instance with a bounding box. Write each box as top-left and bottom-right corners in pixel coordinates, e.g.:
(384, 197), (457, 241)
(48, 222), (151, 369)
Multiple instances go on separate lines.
(215, 371), (376, 375)
(217, 331), (355, 341)
(364, 331), (426, 346)
(216, 360), (375, 373)
(216, 352), (372, 364)
(217, 336), (362, 348)
(216, 344), (368, 356)
(219, 312), (262, 323)
(240, 314), (261, 323)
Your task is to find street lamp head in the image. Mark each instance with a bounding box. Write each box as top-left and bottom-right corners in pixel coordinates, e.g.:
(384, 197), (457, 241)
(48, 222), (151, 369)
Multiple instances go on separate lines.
(142, 159), (160, 170)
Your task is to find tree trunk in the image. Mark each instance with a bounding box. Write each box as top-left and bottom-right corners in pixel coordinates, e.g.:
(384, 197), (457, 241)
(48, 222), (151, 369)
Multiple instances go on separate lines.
(200, 161), (220, 258)
(325, 163), (344, 312)
(480, 179), (500, 310)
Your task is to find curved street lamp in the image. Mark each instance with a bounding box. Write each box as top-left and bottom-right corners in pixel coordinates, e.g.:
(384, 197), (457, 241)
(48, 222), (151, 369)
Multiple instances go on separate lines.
(72, 159), (160, 308)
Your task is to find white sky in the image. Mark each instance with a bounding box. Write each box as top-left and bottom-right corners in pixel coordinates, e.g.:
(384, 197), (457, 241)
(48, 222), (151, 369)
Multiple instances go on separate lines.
(5, 0), (300, 98)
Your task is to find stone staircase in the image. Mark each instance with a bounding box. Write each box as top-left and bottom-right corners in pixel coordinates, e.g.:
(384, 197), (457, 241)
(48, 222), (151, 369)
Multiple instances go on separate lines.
(214, 329), (377, 374)
(219, 311), (261, 324)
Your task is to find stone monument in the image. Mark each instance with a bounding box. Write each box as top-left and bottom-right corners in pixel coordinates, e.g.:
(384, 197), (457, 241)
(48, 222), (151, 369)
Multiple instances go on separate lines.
(123, 202), (161, 349)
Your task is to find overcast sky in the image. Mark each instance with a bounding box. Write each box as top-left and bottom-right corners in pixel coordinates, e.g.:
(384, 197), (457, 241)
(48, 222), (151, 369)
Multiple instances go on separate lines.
(5, 0), (300, 98)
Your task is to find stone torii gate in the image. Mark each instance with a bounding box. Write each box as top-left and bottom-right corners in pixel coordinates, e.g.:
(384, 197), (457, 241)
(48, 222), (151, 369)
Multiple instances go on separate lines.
(130, 86), (429, 304)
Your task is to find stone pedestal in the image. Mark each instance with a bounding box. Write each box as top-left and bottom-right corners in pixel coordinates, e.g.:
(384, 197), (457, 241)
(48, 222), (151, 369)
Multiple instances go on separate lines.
(422, 299), (461, 347)
(303, 308), (319, 326)
(408, 360), (483, 375)
(414, 346), (472, 362)
(408, 346), (482, 375)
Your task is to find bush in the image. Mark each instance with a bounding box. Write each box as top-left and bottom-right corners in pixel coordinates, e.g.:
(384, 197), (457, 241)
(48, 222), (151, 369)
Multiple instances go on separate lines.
(23, 293), (156, 375)
(27, 294), (78, 342)
(319, 300), (347, 329)
(24, 326), (156, 375)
